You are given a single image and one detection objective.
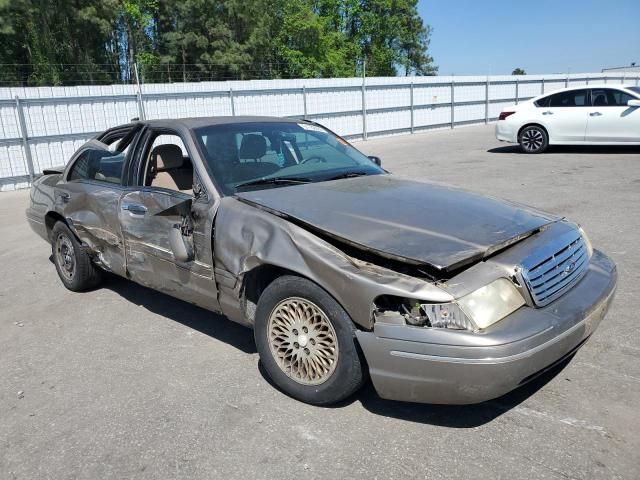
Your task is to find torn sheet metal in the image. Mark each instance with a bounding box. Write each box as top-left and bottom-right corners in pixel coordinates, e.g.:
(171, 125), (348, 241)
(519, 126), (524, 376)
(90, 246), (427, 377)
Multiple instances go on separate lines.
(213, 196), (453, 329)
(237, 175), (560, 274)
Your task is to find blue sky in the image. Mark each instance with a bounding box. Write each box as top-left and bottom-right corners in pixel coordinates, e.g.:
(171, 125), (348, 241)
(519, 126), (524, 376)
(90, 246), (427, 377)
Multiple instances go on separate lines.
(418, 0), (640, 75)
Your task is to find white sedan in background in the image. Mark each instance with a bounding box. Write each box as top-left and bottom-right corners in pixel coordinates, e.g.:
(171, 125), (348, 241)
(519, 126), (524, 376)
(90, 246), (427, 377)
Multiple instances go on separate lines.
(496, 85), (640, 153)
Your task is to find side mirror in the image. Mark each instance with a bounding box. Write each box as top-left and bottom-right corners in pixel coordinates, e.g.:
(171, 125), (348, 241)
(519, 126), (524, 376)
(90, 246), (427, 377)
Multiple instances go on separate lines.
(169, 225), (194, 262)
(368, 155), (382, 167)
(627, 99), (640, 107)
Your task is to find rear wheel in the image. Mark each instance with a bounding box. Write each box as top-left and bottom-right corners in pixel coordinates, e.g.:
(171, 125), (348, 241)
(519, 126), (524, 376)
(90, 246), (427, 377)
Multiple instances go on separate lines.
(254, 275), (366, 405)
(519, 125), (548, 153)
(51, 222), (102, 291)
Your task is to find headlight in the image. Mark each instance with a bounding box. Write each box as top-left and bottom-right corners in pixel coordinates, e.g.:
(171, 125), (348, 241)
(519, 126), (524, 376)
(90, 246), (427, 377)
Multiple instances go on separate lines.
(578, 226), (593, 258)
(457, 278), (525, 329)
(404, 279), (525, 331)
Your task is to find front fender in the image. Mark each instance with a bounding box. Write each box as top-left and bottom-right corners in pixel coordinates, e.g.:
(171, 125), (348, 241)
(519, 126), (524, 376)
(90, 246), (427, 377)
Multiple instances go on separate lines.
(213, 197), (452, 329)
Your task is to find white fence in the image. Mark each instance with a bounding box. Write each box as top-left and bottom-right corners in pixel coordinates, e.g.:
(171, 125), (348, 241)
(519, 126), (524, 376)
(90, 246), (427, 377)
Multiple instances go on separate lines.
(1, 72), (639, 190)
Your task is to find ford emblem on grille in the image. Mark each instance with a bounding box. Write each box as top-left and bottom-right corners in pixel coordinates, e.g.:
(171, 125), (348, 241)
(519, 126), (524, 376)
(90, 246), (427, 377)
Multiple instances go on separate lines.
(519, 231), (589, 307)
(563, 260), (577, 275)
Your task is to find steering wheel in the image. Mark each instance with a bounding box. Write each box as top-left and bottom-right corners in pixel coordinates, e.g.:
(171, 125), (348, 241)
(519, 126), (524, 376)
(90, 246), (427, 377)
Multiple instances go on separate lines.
(300, 155), (328, 164)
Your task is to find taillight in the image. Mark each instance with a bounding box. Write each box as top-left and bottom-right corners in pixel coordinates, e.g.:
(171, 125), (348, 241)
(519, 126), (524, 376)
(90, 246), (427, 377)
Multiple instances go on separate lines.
(498, 111), (515, 121)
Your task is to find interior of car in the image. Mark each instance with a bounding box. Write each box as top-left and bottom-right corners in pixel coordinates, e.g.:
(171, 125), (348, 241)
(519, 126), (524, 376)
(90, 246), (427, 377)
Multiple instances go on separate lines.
(144, 134), (194, 195)
(204, 131), (281, 184)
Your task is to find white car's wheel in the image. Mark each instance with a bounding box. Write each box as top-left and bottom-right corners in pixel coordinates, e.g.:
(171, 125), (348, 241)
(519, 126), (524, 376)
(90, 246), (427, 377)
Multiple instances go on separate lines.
(519, 125), (548, 154)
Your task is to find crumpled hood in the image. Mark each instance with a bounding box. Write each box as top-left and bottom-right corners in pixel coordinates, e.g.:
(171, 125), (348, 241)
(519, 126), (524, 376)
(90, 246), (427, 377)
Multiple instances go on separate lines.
(236, 175), (560, 273)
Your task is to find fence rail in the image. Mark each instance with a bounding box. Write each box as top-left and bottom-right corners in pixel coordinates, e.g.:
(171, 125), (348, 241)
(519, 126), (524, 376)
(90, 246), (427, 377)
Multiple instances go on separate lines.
(1, 72), (639, 190)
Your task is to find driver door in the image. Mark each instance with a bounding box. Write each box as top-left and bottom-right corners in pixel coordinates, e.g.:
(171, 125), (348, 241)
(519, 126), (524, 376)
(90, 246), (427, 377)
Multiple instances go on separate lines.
(586, 88), (640, 142)
(118, 129), (219, 311)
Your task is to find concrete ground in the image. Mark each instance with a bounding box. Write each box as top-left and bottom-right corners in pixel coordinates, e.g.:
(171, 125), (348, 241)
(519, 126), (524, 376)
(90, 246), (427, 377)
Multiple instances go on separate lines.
(1, 124), (639, 479)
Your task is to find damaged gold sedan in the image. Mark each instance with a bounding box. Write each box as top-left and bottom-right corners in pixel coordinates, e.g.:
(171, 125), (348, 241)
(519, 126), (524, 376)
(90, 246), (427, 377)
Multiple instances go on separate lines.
(26, 117), (617, 405)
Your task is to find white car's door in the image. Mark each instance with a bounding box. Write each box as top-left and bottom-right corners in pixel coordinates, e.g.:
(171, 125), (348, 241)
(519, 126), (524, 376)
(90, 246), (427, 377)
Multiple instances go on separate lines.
(586, 88), (640, 143)
(537, 89), (590, 143)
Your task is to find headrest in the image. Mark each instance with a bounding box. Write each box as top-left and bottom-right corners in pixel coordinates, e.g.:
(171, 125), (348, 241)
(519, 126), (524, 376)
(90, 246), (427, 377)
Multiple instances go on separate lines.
(206, 132), (238, 161)
(593, 95), (607, 107)
(239, 134), (267, 159)
(151, 144), (183, 170)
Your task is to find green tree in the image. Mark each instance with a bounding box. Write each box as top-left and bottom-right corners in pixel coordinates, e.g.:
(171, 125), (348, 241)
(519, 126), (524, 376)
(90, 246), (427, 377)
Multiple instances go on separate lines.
(0, 0), (122, 85)
(274, 0), (356, 78)
(512, 67), (526, 75)
(0, 0), (437, 85)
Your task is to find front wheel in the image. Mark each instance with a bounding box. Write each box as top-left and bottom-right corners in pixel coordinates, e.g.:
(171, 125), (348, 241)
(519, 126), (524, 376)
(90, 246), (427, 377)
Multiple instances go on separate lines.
(519, 125), (549, 153)
(254, 275), (366, 405)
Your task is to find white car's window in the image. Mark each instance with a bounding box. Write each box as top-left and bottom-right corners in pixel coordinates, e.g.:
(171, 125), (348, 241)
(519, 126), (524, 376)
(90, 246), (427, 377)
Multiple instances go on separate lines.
(591, 89), (636, 107)
(548, 89), (589, 107)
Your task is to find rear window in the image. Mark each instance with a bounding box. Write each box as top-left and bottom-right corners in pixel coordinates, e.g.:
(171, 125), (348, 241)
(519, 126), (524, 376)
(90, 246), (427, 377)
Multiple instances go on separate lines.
(547, 89), (589, 107)
(68, 148), (124, 185)
(534, 95), (550, 107)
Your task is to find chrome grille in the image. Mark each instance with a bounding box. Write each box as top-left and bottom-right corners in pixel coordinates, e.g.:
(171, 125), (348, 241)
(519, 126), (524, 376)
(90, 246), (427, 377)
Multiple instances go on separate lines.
(520, 232), (589, 307)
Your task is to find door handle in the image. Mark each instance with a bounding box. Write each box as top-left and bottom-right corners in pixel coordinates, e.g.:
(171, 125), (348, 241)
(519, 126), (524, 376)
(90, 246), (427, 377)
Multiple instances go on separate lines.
(542, 111), (553, 115)
(121, 203), (147, 215)
(590, 112), (602, 117)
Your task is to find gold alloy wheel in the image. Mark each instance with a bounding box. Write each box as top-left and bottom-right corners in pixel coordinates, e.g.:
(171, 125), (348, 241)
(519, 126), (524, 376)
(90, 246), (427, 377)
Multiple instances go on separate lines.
(267, 297), (339, 386)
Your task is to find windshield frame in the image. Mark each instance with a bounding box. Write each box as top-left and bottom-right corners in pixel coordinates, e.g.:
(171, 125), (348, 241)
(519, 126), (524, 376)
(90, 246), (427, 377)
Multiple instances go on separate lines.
(191, 119), (385, 196)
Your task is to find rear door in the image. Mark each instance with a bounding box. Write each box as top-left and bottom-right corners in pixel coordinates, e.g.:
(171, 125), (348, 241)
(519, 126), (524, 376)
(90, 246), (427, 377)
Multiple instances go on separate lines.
(57, 139), (130, 276)
(118, 128), (219, 311)
(586, 88), (640, 142)
(537, 89), (590, 142)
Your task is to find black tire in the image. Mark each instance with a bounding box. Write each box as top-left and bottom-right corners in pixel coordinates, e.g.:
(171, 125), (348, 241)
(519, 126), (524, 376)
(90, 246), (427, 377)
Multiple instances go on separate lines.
(51, 222), (102, 291)
(518, 125), (549, 153)
(254, 275), (366, 405)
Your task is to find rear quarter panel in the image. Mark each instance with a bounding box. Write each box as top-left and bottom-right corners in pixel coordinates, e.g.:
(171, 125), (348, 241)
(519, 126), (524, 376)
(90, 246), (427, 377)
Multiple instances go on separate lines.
(26, 174), (61, 241)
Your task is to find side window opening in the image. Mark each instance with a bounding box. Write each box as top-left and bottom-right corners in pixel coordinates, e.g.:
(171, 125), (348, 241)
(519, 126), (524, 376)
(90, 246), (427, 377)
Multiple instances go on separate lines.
(68, 148), (124, 185)
(142, 133), (194, 195)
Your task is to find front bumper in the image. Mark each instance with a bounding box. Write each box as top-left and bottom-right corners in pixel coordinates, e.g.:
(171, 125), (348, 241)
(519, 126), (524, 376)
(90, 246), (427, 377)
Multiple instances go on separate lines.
(356, 250), (617, 404)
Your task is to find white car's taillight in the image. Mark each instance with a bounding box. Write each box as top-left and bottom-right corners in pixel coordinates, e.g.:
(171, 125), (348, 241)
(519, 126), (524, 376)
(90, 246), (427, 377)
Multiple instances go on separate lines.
(498, 111), (515, 120)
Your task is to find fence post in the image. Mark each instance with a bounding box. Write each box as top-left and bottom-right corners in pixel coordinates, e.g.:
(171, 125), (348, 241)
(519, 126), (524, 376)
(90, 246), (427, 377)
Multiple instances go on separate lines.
(229, 87), (236, 116)
(133, 63), (146, 120)
(450, 79), (455, 129)
(302, 86), (307, 120)
(515, 79), (519, 105)
(410, 82), (415, 134)
(485, 76), (489, 124)
(361, 79), (368, 140)
(541, 78), (545, 94)
(586, 76), (590, 85)
(565, 75), (569, 88)
(15, 95), (35, 181)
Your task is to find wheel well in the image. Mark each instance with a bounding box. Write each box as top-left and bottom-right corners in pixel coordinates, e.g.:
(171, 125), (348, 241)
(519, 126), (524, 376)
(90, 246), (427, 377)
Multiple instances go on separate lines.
(44, 211), (67, 240)
(241, 264), (300, 322)
(518, 123), (548, 141)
